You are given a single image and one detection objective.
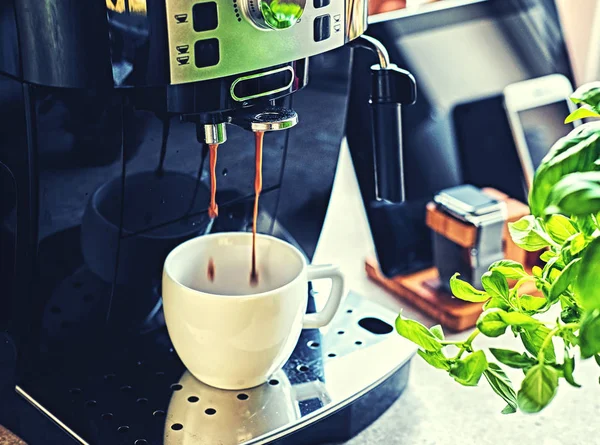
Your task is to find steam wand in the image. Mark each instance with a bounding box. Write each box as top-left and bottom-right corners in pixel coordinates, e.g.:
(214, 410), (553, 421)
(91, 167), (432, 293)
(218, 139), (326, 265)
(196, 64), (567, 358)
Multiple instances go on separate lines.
(350, 35), (418, 278)
(350, 35), (417, 203)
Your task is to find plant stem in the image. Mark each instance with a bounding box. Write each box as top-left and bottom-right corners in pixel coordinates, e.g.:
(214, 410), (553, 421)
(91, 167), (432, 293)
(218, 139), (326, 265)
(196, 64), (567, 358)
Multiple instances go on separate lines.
(513, 276), (534, 293)
(439, 341), (465, 346)
(509, 276), (535, 311)
(537, 322), (579, 363)
(452, 328), (481, 360)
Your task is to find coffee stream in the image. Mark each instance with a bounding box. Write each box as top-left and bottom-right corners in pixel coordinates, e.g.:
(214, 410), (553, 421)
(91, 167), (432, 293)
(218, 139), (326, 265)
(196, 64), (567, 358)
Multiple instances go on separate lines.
(207, 143), (218, 282)
(206, 132), (265, 286)
(208, 143), (219, 219)
(250, 131), (264, 286)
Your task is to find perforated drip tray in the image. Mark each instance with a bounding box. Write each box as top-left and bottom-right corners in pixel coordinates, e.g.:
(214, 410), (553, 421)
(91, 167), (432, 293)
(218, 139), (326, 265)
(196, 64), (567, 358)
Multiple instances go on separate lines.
(17, 292), (416, 445)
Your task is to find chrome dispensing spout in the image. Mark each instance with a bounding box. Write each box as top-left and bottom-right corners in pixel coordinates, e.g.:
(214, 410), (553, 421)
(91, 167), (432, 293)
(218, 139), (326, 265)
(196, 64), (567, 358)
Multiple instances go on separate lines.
(196, 106), (297, 144)
(203, 122), (228, 144)
(229, 107), (298, 132)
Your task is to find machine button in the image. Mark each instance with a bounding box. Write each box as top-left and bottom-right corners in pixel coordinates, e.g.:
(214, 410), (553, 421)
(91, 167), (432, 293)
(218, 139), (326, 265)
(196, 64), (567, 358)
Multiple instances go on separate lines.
(194, 39), (220, 68)
(313, 0), (330, 8)
(242, 0), (306, 30)
(313, 15), (331, 42)
(193, 2), (218, 32)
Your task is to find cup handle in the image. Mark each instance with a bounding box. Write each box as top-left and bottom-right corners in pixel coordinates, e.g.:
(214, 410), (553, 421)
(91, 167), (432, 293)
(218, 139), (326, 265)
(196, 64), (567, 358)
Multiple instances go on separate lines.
(302, 264), (344, 329)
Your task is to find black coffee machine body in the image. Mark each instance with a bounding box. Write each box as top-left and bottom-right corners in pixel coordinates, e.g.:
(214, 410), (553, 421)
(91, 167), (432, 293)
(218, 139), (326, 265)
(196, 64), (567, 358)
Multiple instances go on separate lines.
(0, 0), (368, 352)
(0, 1), (416, 443)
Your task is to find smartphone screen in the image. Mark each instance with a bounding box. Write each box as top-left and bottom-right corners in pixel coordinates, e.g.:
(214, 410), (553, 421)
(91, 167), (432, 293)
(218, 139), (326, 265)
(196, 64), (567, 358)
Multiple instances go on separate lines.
(517, 101), (574, 169)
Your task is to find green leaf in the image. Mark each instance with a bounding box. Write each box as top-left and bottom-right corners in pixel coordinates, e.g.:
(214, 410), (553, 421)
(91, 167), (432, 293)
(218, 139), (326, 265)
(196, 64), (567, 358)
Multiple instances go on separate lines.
(395, 314), (442, 352)
(488, 260), (528, 280)
(430, 324), (445, 341)
(568, 233), (588, 256)
(550, 258), (582, 303)
(502, 311), (543, 326)
(544, 215), (578, 244)
(570, 82), (600, 111)
(560, 244), (574, 269)
(594, 354), (600, 367)
(489, 348), (537, 369)
(417, 349), (450, 371)
(563, 347), (581, 388)
(483, 297), (510, 311)
(518, 294), (547, 312)
(508, 216), (553, 251)
(560, 324), (579, 346)
(502, 404), (517, 414)
(579, 309), (600, 358)
(521, 325), (557, 363)
(542, 256), (560, 281)
(517, 364), (559, 413)
(540, 251), (555, 263)
(449, 273), (489, 303)
(560, 296), (582, 324)
(530, 123), (600, 217)
(573, 214), (598, 236)
(477, 310), (509, 337)
(476, 309), (540, 338)
(532, 266), (543, 277)
(565, 106), (600, 123)
(449, 350), (488, 386)
(544, 172), (600, 217)
(574, 237), (600, 310)
(484, 362), (518, 414)
(481, 270), (510, 300)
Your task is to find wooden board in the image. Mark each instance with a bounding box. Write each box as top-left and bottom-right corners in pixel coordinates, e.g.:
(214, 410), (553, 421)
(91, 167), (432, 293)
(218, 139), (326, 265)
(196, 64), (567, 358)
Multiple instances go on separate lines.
(0, 426), (26, 445)
(365, 258), (541, 332)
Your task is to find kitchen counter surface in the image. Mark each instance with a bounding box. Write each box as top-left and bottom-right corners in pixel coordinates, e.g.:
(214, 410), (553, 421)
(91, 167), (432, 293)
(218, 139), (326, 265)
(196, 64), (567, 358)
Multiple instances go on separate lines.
(313, 141), (600, 445)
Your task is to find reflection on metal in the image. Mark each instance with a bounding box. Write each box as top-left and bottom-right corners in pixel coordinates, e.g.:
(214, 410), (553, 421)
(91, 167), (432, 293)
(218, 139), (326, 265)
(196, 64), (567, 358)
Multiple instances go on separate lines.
(16, 292), (415, 445)
(163, 292), (416, 445)
(230, 107), (299, 132)
(164, 371), (302, 444)
(345, 0), (368, 42)
(352, 35), (390, 68)
(129, 0), (148, 14)
(106, 0), (125, 13)
(204, 123), (228, 144)
(106, 0), (147, 14)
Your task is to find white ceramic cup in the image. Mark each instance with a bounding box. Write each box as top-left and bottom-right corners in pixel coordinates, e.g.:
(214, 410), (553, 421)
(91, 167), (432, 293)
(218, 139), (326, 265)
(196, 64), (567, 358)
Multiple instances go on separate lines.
(162, 232), (344, 390)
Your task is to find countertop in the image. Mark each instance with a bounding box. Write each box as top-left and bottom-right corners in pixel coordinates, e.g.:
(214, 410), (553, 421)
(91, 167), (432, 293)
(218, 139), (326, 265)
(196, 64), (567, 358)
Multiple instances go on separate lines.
(312, 141), (600, 445)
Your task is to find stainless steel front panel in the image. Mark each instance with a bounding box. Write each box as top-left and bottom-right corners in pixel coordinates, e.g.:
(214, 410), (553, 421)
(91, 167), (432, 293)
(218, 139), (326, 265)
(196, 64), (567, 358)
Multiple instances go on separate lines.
(165, 0), (363, 84)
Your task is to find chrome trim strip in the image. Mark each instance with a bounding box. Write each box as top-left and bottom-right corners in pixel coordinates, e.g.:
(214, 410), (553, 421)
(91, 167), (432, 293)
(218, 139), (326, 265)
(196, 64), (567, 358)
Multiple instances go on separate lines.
(230, 66), (295, 102)
(15, 385), (90, 445)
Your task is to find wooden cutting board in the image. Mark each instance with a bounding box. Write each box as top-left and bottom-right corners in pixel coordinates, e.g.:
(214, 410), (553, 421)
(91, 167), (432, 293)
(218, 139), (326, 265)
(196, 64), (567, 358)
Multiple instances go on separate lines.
(0, 425), (26, 445)
(365, 258), (540, 332)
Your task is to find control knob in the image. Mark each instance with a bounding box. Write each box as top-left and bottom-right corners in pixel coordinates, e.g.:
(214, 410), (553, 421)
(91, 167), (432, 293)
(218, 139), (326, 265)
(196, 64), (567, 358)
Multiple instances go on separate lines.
(242, 0), (306, 30)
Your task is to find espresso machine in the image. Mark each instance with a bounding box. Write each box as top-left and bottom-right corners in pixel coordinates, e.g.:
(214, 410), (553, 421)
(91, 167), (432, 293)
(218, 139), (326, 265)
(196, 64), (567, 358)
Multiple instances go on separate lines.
(0, 1), (417, 443)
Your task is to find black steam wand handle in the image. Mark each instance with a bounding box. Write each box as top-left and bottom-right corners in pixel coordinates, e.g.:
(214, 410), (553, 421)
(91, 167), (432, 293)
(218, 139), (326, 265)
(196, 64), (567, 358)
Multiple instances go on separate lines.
(351, 35), (416, 203)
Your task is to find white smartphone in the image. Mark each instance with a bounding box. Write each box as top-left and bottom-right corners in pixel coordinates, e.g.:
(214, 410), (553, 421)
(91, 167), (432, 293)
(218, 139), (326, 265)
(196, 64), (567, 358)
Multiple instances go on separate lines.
(504, 74), (580, 190)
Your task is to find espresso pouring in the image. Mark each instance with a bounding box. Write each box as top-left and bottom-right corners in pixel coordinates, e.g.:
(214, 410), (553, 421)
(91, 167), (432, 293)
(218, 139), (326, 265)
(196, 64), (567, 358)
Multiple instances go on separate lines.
(207, 132), (265, 285)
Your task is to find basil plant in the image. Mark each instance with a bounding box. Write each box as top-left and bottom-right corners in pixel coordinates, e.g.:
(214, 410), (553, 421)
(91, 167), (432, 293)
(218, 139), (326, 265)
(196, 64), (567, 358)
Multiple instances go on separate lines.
(396, 82), (600, 414)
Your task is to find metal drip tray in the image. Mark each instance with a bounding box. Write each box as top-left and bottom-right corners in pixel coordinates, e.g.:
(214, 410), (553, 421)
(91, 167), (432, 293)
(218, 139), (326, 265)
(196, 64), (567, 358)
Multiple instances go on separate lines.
(17, 292), (416, 445)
